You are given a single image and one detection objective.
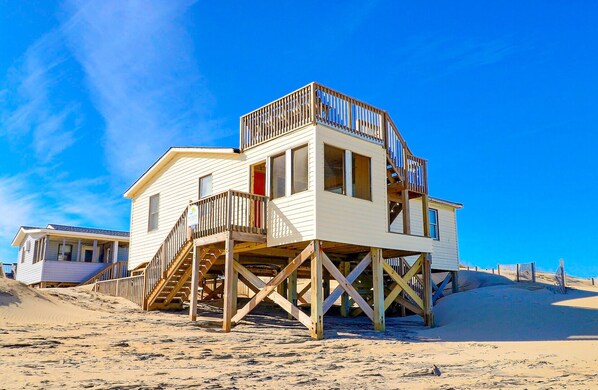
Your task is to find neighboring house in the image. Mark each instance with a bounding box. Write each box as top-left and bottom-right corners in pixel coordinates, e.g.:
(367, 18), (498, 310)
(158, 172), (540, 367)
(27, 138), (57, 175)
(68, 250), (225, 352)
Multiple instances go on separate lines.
(11, 224), (129, 288)
(115, 82), (462, 339)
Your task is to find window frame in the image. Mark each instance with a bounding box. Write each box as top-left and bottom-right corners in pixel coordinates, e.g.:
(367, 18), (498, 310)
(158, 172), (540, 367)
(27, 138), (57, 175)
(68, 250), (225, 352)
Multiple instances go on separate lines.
(270, 152), (286, 199)
(351, 152), (372, 201)
(198, 174), (213, 199)
(291, 144), (309, 195)
(58, 244), (73, 261)
(324, 144), (345, 195)
(148, 193), (160, 232)
(429, 208), (440, 240)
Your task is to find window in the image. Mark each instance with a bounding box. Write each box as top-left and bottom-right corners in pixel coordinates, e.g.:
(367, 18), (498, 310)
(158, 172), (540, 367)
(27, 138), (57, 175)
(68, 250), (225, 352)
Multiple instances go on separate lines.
(20, 247), (25, 263)
(292, 145), (308, 194)
(324, 144), (344, 194)
(352, 152), (371, 200)
(199, 174), (213, 199)
(271, 153), (286, 199)
(429, 209), (439, 240)
(148, 194), (160, 231)
(58, 244), (73, 261)
(25, 240), (31, 252)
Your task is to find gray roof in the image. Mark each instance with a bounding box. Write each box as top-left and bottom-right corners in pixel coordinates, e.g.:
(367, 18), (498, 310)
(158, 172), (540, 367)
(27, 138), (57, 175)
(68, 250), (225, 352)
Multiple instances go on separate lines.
(46, 224), (130, 238)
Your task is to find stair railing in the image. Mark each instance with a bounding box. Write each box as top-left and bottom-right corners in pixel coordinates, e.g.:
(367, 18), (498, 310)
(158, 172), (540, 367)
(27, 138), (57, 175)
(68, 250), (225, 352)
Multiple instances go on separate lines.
(81, 261), (129, 285)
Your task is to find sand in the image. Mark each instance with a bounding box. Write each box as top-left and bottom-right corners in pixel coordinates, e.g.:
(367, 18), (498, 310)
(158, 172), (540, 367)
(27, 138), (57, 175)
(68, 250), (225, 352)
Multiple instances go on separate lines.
(1, 273), (597, 389)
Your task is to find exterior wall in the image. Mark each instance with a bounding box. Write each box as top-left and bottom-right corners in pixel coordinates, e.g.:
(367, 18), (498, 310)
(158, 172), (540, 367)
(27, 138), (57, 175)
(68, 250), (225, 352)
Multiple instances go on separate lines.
(127, 125), (319, 269)
(15, 234), (44, 285)
(41, 261), (107, 284)
(245, 125), (316, 247)
(314, 125), (432, 253)
(390, 199), (460, 271)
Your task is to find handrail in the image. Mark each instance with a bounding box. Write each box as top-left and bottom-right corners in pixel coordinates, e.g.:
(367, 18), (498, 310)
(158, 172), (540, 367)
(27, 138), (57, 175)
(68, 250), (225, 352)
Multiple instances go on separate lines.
(80, 261), (128, 285)
(144, 190), (268, 301)
(239, 82), (428, 194)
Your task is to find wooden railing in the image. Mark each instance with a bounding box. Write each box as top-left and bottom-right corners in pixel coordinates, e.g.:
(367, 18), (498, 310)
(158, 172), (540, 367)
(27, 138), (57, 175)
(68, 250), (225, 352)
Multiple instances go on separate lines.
(94, 275), (144, 307)
(239, 82), (428, 194)
(144, 190), (268, 302)
(387, 257), (424, 303)
(80, 261), (128, 285)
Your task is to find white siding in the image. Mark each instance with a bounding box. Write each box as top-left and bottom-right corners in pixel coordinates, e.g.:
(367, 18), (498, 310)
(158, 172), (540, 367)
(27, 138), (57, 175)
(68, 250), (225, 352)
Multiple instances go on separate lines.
(390, 199), (460, 271)
(128, 126), (319, 269)
(315, 125), (432, 253)
(41, 261), (107, 284)
(15, 234), (44, 285)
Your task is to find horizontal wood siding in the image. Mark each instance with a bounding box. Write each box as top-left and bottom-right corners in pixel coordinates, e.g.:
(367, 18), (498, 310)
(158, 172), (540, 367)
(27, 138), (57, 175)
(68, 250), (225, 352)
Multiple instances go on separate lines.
(41, 261), (108, 283)
(392, 199), (460, 271)
(244, 125), (316, 246)
(15, 259), (43, 285)
(128, 153), (245, 270)
(315, 125), (432, 253)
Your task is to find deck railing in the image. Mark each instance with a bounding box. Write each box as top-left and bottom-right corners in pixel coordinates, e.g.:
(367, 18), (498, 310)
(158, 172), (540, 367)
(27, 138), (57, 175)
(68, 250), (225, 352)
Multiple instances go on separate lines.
(240, 82), (428, 194)
(81, 261), (128, 285)
(94, 275), (144, 307)
(143, 190), (268, 303)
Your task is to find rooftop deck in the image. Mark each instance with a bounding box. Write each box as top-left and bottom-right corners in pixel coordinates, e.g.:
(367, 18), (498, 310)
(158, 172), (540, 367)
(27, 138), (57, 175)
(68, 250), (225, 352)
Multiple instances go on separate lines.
(240, 82), (427, 195)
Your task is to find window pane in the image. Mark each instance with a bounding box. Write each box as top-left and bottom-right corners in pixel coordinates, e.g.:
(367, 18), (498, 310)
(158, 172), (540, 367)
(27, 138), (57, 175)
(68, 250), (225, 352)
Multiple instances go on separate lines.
(430, 225), (438, 239)
(199, 175), (213, 198)
(271, 154), (286, 199)
(428, 209), (438, 224)
(149, 194), (159, 231)
(352, 153), (371, 200)
(324, 145), (344, 194)
(292, 145), (308, 194)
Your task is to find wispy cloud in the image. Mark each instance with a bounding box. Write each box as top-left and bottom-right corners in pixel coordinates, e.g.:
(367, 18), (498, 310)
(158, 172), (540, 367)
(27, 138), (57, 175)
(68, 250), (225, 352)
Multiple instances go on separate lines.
(61, 0), (228, 182)
(395, 35), (518, 78)
(1, 31), (80, 163)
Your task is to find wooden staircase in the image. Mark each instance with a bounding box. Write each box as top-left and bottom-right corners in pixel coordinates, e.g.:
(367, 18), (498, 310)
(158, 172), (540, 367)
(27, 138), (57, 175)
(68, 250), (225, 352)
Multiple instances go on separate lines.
(147, 247), (222, 310)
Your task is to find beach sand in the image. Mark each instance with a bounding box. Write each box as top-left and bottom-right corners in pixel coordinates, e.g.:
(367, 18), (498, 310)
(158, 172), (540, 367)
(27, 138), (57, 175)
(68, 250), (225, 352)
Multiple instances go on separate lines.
(1, 272), (597, 389)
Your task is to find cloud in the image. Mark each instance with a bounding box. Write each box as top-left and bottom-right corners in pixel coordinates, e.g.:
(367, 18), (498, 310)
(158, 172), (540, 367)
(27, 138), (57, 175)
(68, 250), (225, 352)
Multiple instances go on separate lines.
(60, 0), (229, 183)
(1, 31), (80, 162)
(395, 35), (517, 78)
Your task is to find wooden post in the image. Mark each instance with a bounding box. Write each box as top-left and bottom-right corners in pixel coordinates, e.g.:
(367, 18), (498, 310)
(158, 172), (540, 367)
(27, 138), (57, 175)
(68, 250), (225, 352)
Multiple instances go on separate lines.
(516, 263), (520, 282)
(222, 235), (235, 332)
(451, 271), (459, 293)
(421, 194), (430, 238)
(189, 244), (199, 321)
(422, 254), (434, 327)
(371, 248), (385, 332)
(531, 262), (536, 283)
(288, 258), (298, 320)
(232, 254), (239, 317)
(340, 261), (350, 317)
(76, 239), (81, 262)
(497, 264), (501, 275)
(560, 259), (566, 289)
(112, 241), (119, 263)
(142, 270), (148, 310)
(310, 241), (323, 340)
(402, 190), (411, 235)
(92, 240), (98, 263)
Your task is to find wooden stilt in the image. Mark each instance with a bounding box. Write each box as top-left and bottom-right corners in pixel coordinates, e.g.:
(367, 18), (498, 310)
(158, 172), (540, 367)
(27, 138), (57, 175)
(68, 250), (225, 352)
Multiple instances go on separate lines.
(340, 261), (350, 317)
(222, 235), (235, 332)
(422, 194), (430, 238)
(288, 258), (298, 320)
(452, 271), (459, 293)
(323, 277), (330, 299)
(402, 189), (411, 235)
(311, 240), (323, 340)
(189, 244), (199, 321)
(232, 254), (239, 317)
(422, 253), (434, 327)
(371, 248), (385, 332)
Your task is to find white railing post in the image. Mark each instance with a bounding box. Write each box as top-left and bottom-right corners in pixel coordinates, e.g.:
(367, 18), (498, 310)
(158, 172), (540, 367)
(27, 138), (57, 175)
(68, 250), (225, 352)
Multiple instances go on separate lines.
(226, 190), (233, 231)
(310, 82), (316, 123)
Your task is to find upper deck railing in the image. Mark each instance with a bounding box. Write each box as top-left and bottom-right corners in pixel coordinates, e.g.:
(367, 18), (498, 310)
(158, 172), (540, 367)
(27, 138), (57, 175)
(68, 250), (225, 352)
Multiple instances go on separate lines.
(240, 82), (427, 194)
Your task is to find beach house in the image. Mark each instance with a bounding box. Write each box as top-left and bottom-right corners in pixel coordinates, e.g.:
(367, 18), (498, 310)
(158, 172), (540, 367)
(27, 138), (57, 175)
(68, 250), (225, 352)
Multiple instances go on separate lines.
(101, 82), (461, 339)
(11, 224), (130, 288)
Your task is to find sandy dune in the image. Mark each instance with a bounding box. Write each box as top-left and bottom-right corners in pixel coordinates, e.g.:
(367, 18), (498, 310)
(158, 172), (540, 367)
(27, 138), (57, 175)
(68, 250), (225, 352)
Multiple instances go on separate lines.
(1, 273), (597, 389)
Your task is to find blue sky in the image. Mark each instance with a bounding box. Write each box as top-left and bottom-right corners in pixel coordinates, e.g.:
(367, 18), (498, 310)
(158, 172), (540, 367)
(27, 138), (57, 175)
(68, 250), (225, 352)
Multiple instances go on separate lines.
(1, 1), (597, 277)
